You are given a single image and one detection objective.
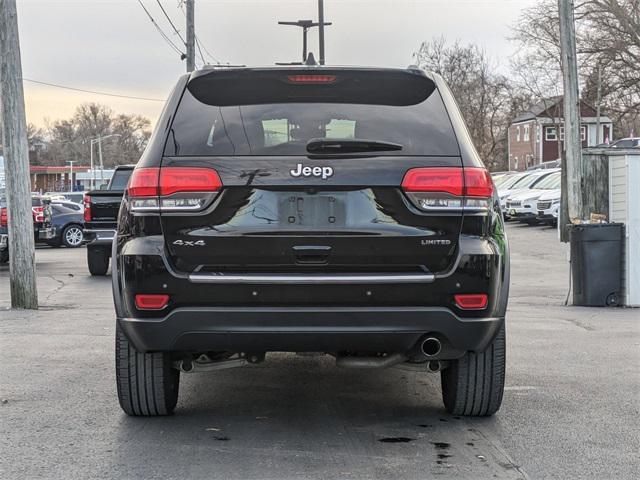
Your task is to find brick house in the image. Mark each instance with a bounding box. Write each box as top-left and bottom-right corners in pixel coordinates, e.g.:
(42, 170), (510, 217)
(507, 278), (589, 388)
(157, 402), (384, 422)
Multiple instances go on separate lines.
(507, 97), (613, 171)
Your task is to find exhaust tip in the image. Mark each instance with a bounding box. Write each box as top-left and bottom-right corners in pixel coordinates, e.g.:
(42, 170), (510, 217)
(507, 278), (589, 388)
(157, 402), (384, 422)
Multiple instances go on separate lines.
(421, 337), (442, 357)
(427, 360), (441, 373)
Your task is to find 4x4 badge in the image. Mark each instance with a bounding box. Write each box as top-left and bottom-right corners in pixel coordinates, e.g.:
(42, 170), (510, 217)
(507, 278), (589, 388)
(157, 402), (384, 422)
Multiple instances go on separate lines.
(173, 239), (206, 247)
(290, 163), (334, 180)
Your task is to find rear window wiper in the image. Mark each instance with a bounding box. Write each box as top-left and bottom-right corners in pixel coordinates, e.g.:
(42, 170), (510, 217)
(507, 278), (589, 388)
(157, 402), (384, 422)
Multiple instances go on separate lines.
(306, 138), (403, 154)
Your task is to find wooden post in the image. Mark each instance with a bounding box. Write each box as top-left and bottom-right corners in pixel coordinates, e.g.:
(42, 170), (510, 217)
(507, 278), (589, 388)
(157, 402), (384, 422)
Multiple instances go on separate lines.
(558, 0), (582, 242)
(0, 0), (38, 309)
(185, 0), (195, 72)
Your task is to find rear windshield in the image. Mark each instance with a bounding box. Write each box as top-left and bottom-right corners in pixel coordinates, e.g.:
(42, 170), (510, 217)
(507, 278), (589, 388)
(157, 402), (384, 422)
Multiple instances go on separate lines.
(108, 169), (133, 190)
(165, 70), (460, 157)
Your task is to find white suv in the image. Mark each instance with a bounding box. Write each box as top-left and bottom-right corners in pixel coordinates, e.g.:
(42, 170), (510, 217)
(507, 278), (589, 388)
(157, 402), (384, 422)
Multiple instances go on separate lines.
(505, 171), (561, 224)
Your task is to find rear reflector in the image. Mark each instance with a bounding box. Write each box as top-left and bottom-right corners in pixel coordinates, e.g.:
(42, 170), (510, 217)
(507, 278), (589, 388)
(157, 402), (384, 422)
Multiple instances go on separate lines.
(135, 294), (169, 310)
(454, 294), (488, 310)
(287, 74), (337, 84)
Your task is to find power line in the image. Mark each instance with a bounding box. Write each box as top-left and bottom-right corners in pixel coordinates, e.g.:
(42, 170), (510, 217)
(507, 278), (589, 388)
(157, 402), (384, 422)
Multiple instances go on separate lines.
(23, 79), (164, 102)
(155, 0), (186, 45)
(178, 1), (223, 65)
(194, 36), (209, 66)
(195, 34), (222, 64)
(137, 0), (184, 56)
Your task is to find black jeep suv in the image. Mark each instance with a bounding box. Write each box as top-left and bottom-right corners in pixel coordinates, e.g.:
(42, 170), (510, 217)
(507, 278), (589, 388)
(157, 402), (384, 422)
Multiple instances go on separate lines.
(113, 67), (509, 417)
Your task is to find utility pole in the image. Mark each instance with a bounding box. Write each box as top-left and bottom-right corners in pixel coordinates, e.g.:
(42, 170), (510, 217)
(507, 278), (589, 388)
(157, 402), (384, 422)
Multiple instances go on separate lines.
(0, 0), (38, 309)
(97, 134), (104, 185)
(89, 142), (94, 190)
(318, 0), (326, 65)
(185, 0), (195, 72)
(558, 0), (582, 242)
(67, 161), (75, 192)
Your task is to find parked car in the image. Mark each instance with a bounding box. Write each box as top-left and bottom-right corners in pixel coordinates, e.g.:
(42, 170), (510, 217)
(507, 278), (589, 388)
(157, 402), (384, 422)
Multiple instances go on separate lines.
(83, 165), (135, 275)
(536, 188), (561, 226)
(0, 195), (54, 263)
(608, 137), (640, 149)
(505, 171), (561, 224)
(31, 195), (54, 243)
(46, 204), (85, 248)
(51, 200), (83, 212)
(111, 66), (509, 417)
(499, 169), (559, 219)
(45, 191), (86, 204)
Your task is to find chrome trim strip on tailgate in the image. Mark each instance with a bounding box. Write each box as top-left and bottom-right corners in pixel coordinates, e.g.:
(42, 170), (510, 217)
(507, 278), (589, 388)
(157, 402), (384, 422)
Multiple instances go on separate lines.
(188, 272), (436, 285)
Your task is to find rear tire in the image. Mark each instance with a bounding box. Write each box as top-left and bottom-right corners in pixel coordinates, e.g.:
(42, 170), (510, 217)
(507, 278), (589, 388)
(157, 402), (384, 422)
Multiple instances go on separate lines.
(0, 249), (8, 263)
(87, 246), (109, 276)
(440, 323), (505, 416)
(115, 323), (180, 416)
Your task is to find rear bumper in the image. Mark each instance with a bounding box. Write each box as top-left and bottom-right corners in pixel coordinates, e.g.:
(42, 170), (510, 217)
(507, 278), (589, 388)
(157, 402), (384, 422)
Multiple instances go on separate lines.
(36, 226), (54, 241)
(119, 306), (503, 357)
(113, 232), (510, 356)
(0, 233), (7, 251)
(83, 228), (115, 246)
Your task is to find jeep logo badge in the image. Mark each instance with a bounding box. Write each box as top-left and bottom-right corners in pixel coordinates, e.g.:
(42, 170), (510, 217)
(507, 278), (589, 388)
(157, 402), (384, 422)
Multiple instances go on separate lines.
(290, 163), (334, 180)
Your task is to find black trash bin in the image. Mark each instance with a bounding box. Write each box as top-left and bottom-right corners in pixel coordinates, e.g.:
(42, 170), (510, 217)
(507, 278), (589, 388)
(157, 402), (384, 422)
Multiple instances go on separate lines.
(570, 223), (622, 307)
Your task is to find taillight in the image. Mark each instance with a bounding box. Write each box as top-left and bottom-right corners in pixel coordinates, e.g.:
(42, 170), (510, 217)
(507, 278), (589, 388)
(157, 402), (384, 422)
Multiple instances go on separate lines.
(83, 195), (91, 222)
(401, 167), (493, 212)
(454, 294), (488, 310)
(32, 206), (44, 223)
(135, 294), (169, 310)
(0, 207), (7, 227)
(127, 167), (222, 212)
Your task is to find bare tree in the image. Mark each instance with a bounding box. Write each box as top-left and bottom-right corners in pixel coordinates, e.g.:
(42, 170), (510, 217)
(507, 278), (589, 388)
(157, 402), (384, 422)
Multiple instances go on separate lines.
(41, 103), (151, 167)
(510, 0), (640, 138)
(414, 38), (512, 169)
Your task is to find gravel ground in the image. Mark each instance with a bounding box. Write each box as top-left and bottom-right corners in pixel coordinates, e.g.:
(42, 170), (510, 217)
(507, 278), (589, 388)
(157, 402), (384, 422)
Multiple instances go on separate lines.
(0, 223), (638, 479)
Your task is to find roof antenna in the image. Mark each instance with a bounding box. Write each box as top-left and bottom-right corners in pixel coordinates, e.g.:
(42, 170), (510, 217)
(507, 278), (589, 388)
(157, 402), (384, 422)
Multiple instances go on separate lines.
(305, 52), (318, 66)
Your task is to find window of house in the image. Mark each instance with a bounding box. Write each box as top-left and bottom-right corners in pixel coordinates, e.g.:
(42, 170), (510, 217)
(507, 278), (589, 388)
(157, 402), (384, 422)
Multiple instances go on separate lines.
(545, 127), (557, 141)
(524, 125), (530, 141)
(516, 126), (521, 142)
(557, 126), (585, 141)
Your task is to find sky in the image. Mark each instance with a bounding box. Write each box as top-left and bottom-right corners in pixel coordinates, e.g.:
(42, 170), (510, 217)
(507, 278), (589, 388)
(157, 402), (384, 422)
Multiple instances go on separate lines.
(16, 0), (538, 127)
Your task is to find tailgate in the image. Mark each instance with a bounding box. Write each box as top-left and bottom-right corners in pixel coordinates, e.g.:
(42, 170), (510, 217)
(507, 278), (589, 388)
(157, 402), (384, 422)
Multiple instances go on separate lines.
(159, 157), (463, 275)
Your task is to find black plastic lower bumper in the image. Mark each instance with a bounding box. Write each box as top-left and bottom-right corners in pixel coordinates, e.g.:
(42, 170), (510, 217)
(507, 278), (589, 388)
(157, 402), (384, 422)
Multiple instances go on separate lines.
(119, 306), (503, 358)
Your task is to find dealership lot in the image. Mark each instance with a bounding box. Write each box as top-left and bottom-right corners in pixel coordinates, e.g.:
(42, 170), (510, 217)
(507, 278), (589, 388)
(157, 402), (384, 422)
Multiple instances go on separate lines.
(1, 224), (638, 480)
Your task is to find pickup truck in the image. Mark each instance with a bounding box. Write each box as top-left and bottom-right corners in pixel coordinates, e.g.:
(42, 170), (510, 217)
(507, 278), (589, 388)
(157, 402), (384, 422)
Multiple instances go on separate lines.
(83, 165), (134, 275)
(0, 195), (54, 263)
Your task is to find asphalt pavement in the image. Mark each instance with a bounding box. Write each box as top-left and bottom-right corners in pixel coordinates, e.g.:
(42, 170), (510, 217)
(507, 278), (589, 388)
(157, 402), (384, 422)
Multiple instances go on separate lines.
(1, 223), (638, 479)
